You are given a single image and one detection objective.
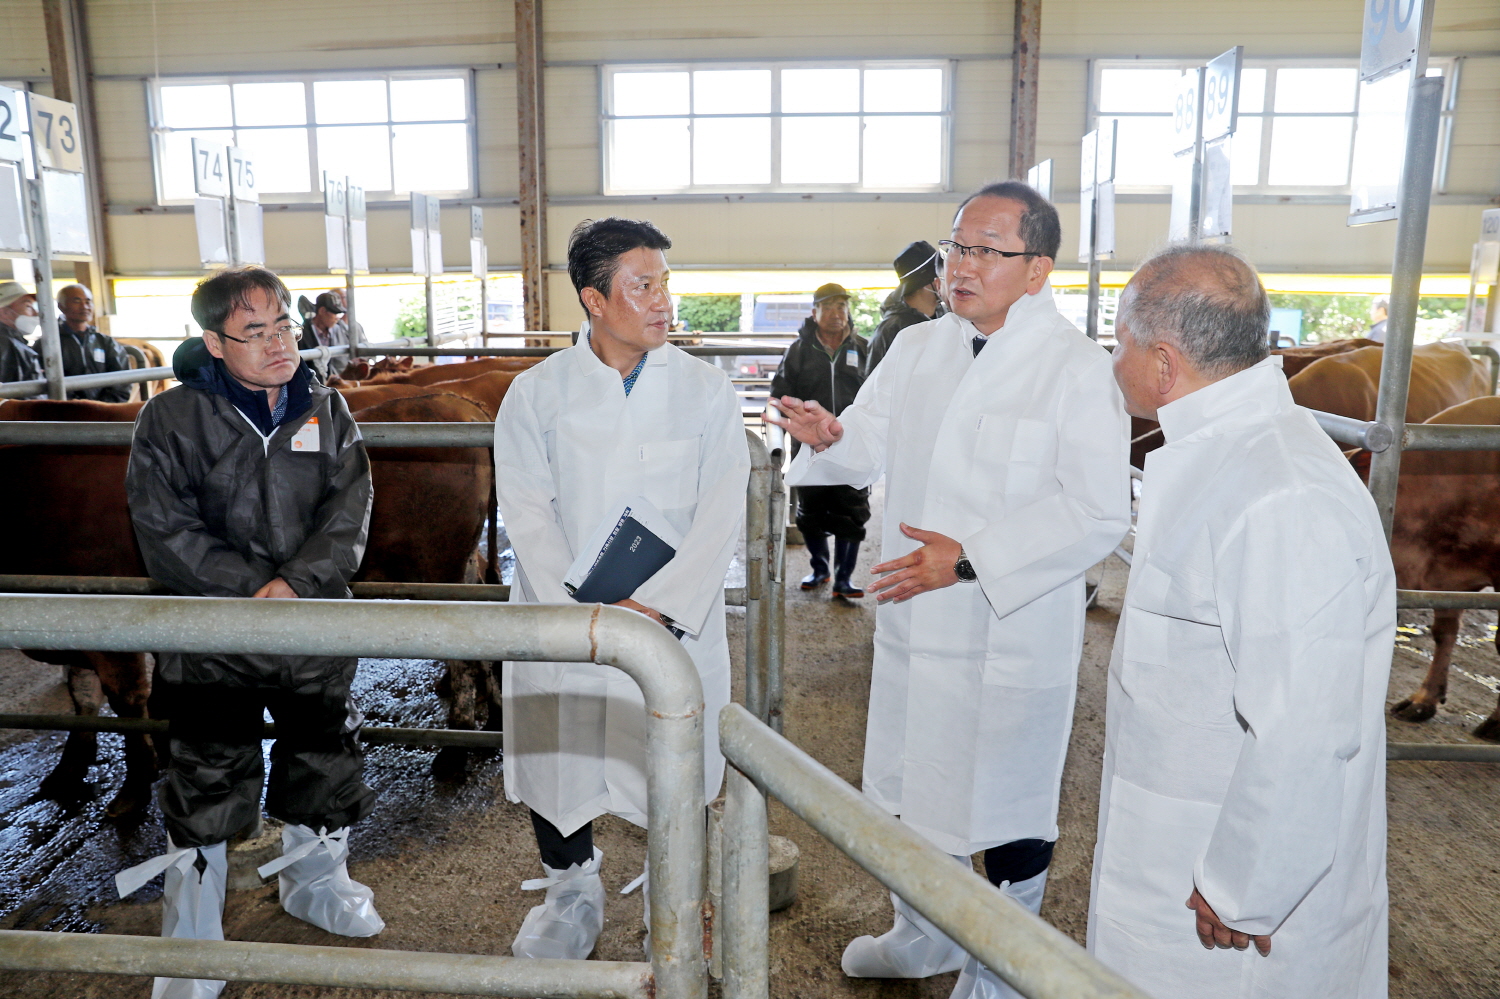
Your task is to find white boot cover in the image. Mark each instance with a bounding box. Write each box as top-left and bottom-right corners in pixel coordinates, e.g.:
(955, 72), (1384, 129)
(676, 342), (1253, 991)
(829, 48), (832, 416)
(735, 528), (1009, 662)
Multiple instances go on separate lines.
(949, 869), (1049, 999)
(512, 847), (606, 960)
(117, 837), (228, 999)
(257, 824), (385, 937)
(843, 858), (970, 980)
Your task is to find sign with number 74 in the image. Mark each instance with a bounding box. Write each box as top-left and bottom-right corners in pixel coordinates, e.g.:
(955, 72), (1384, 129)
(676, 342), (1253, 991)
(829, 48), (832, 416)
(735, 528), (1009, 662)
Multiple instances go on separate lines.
(28, 93), (84, 173)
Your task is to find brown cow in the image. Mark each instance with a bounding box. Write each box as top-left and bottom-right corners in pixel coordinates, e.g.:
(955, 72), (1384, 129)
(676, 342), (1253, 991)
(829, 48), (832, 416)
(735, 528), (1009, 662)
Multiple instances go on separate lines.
(1383, 396), (1500, 740)
(1287, 341), (1488, 423)
(352, 391), (503, 776)
(0, 398), (156, 817)
(117, 339), (171, 400)
(359, 356), (540, 387)
(338, 368), (519, 419)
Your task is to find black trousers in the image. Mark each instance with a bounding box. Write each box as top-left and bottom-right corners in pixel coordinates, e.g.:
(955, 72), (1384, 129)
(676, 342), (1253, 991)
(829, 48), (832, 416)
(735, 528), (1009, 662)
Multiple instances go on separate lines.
(154, 655), (376, 849)
(532, 809), (594, 869)
(983, 838), (1054, 886)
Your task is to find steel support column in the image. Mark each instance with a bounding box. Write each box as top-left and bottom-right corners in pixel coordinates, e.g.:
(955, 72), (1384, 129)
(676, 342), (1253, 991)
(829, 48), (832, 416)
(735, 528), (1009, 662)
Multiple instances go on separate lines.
(1008, 0), (1041, 180)
(41, 0), (111, 310)
(1366, 77), (1445, 539)
(515, 0), (550, 333)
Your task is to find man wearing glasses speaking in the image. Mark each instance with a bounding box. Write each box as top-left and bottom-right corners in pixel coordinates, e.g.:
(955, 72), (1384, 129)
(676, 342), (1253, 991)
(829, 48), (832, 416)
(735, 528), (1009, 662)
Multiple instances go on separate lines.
(768, 182), (1131, 999)
(122, 266), (380, 999)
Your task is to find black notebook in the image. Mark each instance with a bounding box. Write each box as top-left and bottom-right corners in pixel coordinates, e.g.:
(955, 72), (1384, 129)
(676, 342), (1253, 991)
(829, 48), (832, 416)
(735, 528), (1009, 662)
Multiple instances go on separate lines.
(564, 497), (682, 605)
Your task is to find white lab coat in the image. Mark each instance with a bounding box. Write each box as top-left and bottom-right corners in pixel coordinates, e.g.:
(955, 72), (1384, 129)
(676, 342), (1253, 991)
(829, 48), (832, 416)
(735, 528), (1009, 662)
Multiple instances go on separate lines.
(494, 339), (749, 835)
(789, 285), (1131, 855)
(1086, 357), (1393, 998)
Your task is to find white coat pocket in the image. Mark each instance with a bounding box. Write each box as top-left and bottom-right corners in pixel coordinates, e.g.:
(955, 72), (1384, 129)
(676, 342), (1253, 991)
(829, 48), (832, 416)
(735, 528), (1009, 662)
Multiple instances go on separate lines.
(638, 437), (700, 509)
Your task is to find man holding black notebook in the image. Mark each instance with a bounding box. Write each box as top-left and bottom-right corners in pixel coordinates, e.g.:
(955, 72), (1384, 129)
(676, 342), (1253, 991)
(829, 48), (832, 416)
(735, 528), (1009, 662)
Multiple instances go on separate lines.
(494, 217), (750, 961)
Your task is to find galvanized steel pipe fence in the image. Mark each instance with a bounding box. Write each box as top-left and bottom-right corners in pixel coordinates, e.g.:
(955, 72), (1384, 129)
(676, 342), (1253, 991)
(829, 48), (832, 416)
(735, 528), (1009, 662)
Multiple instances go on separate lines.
(0, 345), (350, 401)
(0, 596), (706, 999)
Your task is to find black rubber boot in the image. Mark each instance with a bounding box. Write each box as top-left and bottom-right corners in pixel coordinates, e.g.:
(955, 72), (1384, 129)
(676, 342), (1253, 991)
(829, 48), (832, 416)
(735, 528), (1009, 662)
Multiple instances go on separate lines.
(832, 538), (863, 598)
(800, 534), (831, 589)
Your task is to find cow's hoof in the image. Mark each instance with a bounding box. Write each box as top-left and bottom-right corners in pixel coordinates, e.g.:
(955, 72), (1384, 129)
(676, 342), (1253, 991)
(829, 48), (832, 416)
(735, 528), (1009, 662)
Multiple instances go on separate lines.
(1472, 715), (1500, 743)
(431, 747), (468, 781)
(105, 780), (153, 819)
(1390, 697), (1438, 723)
(38, 761), (92, 801)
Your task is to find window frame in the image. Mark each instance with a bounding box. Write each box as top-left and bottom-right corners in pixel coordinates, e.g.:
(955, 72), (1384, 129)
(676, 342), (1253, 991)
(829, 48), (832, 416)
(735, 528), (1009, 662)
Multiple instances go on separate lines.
(599, 60), (953, 197)
(1087, 57), (1456, 198)
(147, 70), (477, 206)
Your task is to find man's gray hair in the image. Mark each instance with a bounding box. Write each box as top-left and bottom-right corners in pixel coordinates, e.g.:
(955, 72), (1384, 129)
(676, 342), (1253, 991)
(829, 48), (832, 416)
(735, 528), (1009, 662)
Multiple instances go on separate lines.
(1117, 244), (1271, 379)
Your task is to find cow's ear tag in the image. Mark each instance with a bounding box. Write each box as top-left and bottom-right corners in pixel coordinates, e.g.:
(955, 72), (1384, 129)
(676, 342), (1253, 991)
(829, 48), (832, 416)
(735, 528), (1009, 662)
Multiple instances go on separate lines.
(290, 416), (320, 452)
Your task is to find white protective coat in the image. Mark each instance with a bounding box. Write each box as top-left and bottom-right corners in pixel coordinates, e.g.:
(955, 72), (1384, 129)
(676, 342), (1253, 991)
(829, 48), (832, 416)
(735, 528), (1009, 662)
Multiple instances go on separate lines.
(1087, 357), (1393, 998)
(789, 285), (1131, 855)
(495, 340), (749, 835)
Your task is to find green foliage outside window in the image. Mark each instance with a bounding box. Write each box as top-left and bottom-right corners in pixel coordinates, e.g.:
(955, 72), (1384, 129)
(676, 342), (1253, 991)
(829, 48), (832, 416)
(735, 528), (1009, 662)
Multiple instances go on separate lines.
(1268, 293), (1468, 345)
(677, 294), (741, 332)
(851, 289), (886, 339)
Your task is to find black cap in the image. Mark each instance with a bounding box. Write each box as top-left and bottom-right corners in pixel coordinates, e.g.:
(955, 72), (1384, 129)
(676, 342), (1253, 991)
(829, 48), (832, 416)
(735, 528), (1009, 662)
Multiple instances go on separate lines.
(894, 240), (939, 295)
(813, 282), (851, 304)
(314, 291), (346, 315)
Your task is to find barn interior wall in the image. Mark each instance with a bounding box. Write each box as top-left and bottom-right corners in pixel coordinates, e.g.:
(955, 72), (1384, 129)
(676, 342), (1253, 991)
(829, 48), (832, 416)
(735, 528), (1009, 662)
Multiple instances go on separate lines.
(0, 0), (1496, 332)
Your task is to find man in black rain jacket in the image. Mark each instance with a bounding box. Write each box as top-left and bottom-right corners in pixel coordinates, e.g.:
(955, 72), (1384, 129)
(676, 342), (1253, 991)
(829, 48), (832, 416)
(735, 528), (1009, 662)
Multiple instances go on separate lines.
(769, 283), (870, 598)
(51, 283), (133, 401)
(864, 240), (943, 376)
(120, 266), (380, 999)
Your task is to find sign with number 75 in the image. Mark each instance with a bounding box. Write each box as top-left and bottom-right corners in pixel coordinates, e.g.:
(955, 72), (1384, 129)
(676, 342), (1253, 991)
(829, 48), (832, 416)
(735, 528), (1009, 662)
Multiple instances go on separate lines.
(28, 93), (84, 173)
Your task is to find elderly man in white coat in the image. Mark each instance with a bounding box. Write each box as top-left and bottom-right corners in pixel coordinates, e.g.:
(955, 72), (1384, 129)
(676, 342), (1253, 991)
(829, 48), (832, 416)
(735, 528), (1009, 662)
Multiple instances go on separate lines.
(1089, 244), (1394, 998)
(494, 217), (749, 961)
(769, 181), (1131, 999)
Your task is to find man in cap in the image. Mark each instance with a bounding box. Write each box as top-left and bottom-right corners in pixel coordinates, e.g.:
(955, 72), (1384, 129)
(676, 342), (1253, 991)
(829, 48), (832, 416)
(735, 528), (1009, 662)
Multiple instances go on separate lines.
(1088, 244), (1392, 999)
(0, 280), (43, 384)
(301, 291), (353, 379)
(119, 265), (382, 999)
(865, 240), (943, 375)
(769, 181), (1130, 999)
(52, 283), (133, 402)
(769, 282), (871, 597)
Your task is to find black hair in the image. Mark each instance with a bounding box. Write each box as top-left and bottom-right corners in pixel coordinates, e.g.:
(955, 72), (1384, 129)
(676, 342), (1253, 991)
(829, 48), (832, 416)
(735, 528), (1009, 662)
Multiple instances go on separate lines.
(567, 217), (672, 306)
(191, 266), (292, 334)
(953, 181), (1062, 260)
(1117, 244), (1271, 378)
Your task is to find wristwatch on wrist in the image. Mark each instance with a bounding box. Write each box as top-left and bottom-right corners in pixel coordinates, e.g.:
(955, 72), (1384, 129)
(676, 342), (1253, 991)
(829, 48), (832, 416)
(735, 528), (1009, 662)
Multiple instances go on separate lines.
(954, 547), (978, 582)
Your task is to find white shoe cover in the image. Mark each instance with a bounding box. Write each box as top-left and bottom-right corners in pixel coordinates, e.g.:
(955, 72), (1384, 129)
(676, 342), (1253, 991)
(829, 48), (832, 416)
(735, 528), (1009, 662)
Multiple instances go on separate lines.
(949, 870), (1049, 999)
(842, 889), (966, 978)
(257, 824), (385, 937)
(117, 836), (228, 999)
(512, 848), (606, 960)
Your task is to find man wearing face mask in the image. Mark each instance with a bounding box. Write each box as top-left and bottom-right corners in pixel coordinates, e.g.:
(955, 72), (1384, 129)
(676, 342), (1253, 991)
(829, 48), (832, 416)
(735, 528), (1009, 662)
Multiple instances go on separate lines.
(52, 283), (132, 402)
(0, 281), (44, 384)
(494, 216), (749, 962)
(769, 181), (1130, 999)
(865, 240), (945, 376)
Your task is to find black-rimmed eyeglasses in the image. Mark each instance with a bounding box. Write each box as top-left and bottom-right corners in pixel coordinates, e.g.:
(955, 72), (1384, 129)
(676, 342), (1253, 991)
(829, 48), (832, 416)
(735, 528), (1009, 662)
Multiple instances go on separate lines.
(938, 240), (1040, 263)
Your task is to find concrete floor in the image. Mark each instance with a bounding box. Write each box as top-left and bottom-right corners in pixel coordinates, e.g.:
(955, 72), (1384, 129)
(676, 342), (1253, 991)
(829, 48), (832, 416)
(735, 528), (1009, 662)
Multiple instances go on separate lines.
(0, 482), (1498, 997)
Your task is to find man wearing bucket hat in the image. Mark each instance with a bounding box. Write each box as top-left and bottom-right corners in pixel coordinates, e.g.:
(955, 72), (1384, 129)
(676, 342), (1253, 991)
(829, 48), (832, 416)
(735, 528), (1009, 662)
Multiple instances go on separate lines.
(0, 280), (43, 384)
(865, 241), (944, 375)
(769, 282), (871, 598)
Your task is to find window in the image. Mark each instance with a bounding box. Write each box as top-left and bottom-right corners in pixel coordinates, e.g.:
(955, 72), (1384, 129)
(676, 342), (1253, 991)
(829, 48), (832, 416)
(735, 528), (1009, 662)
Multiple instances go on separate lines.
(151, 74), (472, 203)
(1093, 61), (1452, 193)
(603, 63), (949, 195)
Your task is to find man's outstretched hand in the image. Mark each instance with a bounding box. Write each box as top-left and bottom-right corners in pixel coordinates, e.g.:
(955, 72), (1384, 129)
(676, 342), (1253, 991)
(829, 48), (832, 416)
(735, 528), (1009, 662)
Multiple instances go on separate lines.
(1187, 889), (1271, 955)
(765, 396), (843, 452)
(867, 523), (962, 603)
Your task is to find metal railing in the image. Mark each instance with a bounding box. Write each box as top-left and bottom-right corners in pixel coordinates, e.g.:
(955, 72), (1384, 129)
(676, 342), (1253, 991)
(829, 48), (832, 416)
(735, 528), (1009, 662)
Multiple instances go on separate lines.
(351, 345), (786, 358)
(0, 595), (707, 999)
(0, 345), (349, 401)
(715, 704), (1152, 999)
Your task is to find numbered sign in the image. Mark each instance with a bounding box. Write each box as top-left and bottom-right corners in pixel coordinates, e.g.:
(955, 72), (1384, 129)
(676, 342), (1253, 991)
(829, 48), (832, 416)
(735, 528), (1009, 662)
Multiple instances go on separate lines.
(28, 93), (83, 173)
(194, 197), (228, 267)
(192, 138), (228, 198)
(227, 146), (256, 202)
(1025, 159), (1053, 201)
(1172, 69), (1203, 155)
(233, 200), (264, 265)
(1349, 66), (1412, 224)
(0, 85), (23, 165)
(1362, 0), (1426, 82)
(1200, 137), (1234, 239)
(410, 192), (430, 276)
(470, 205), (486, 279)
(426, 195), (443, 276)
(324, 171), (348, 272)
(348, 181), (368, 274)
(1201, 47), (1242, 143)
